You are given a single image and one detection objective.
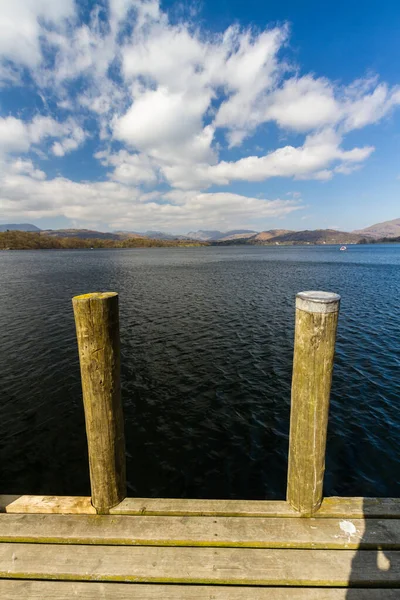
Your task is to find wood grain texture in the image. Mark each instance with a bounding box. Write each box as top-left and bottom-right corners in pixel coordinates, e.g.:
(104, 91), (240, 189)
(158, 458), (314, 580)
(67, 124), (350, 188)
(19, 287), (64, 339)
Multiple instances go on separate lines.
(318, 498), (400, 519)
(112, 497), (400, 518)
(0, 496), (96, 514)
(0, 514), (400, 549)
(3, 495), (400, 518)
(1, 581), (399, 600)
(1, 543), (400, 585)
(72, 292), (126, 513)
(287, 294), (339, 515)
(111, 498), (298, 517)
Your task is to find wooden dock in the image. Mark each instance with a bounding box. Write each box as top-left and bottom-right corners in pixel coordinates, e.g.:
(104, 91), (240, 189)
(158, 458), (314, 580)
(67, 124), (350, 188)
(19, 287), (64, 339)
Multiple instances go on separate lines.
(1, 290), (399, 598)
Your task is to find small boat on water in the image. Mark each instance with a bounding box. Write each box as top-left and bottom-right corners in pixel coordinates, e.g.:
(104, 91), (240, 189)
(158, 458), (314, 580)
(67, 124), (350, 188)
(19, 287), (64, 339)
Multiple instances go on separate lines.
(340, 245), (347, 251)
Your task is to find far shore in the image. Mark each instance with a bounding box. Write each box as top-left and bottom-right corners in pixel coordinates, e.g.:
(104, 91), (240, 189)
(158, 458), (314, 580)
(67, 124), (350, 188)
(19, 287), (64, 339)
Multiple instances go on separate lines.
(1, 230), (399, 251)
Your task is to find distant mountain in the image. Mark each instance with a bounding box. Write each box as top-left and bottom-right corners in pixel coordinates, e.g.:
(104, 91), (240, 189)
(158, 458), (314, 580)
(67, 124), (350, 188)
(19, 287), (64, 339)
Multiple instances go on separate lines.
(218, 231), (258, 241)
(251, 229), (363, 245)
(143, 230), (172, 239)
(4, 222), (392, 245)
(354, 218), (400, 239)
(114, 231), (145, 239)
(186, 230), (223, 241)
(251, 229), (292, 242)
(187, 229), (257, 241)
(0, 223), (40, 232)
(142, 230), (188, 240)
(42, 229), (122, 240)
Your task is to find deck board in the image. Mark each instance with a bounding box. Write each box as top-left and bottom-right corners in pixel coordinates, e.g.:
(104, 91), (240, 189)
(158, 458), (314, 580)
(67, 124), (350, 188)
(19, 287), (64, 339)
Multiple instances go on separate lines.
(0, 513), (399, 549)
(112, 497), (400, 518)
(1, 543), (400, 586)
(1, 498), (400, 593)
(3, 496), (400, 518)
(0, 495), (95, 514)
(1, 581), (400, 599)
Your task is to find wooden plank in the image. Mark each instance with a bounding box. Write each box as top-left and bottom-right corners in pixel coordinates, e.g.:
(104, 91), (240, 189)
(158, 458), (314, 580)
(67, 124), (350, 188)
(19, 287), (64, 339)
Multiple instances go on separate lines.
(318, 498), (400, 519)
(3, 495), (400, 518)
(0, 514), (400, 549)
(1, 543), (400, 586)
(111, 498), (297, 516)
(73, 292), (126, 513)
(0, 581), (399, 599)
(0, 496), (96, 515)
(112, 497), (400, 518)
(287, 292), (340, 516)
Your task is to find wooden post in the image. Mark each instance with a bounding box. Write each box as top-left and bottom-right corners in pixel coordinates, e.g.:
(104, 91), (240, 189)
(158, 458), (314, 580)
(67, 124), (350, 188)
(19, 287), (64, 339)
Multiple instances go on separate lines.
(72, 292), (126, 514)
(287, 291), (340, 516)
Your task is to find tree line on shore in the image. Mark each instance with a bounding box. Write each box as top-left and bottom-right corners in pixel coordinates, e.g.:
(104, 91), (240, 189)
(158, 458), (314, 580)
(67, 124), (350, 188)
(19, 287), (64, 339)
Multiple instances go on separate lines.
(358, 236), (400, 244)
(0, 231), (206, 250)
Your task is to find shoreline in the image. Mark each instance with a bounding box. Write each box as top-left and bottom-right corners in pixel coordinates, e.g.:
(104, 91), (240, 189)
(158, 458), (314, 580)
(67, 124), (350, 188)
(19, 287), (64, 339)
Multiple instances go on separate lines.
(2, 241), (400, 251)
(1, 231), (399, 251)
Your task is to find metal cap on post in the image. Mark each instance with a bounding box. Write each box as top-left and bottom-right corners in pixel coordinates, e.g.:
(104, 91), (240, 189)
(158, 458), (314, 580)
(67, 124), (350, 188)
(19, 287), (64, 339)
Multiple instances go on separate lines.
(287, 291), (340, 516)
(296, 291), (341, 314)
(72, 292), (126, 514)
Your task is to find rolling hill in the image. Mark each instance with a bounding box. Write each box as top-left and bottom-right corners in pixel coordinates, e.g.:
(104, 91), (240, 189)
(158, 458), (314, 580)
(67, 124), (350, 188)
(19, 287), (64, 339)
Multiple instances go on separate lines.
(354, 218), (400, 239)
(2, 217), (398, 246)
(250, 229), (363, 245)
(42, 229), (122, 240)
(251, 229), (292, 242)
(0, 223), (40, 232)
(187, 229), (257, 241)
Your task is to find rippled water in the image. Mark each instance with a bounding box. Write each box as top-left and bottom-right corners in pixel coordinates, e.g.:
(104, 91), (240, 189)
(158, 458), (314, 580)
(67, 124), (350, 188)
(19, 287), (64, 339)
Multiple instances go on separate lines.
(0, 245), (399, 499)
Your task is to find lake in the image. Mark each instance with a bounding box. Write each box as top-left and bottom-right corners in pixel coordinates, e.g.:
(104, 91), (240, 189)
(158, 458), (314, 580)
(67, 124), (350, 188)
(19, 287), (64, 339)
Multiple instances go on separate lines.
(0, 244), (399, 499)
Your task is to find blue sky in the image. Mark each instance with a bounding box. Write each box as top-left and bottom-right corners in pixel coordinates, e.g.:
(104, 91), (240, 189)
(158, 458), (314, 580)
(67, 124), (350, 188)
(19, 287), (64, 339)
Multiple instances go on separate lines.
(0, 0), (399, 233)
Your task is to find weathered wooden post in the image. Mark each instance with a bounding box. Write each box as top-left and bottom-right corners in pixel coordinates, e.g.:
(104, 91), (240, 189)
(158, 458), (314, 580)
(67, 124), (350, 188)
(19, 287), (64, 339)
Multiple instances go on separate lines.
(287, 291), (340, 516)
(72, 292), (126, 514)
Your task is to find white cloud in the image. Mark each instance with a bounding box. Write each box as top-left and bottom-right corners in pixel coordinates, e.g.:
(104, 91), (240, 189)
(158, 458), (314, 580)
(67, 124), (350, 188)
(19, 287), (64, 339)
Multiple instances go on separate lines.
(122, 22), (205, 89)
(96, 149), (158, 184)
(0, 115), (86, 158)
(8, 158), (46, 180)
(0, 0), (75, 71)
(0, 0), (399, 230)
(162, 129), (374, 189)
(51, 124), (86, 157)
(0, 117), (32, 153)
(213, 26), (288, 146)
(343, 82), (400, 130)
(0, 63), (21, 87)
(114, 86), (210, 150)
(264, 76), (340, 132)
(262, 75), (400, 134)
(175, 192), (302, 228)
(0, 166), (301, 231)
(28, 117), (63, 144)
(111, 0), (161, 29)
